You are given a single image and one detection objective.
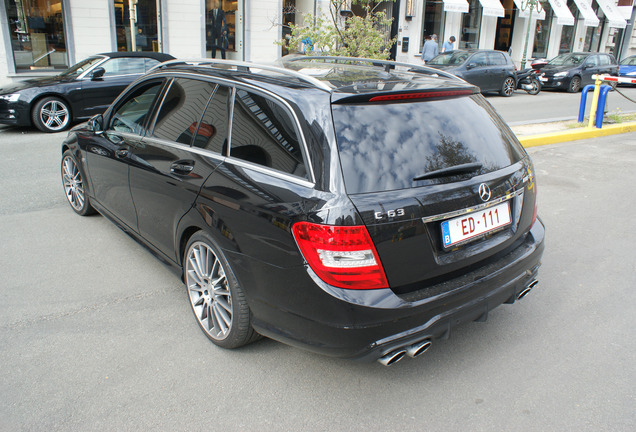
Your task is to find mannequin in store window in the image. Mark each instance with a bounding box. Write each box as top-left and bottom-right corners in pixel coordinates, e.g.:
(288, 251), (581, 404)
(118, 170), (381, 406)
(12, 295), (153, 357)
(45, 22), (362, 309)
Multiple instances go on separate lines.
(207, 0), (228, 59)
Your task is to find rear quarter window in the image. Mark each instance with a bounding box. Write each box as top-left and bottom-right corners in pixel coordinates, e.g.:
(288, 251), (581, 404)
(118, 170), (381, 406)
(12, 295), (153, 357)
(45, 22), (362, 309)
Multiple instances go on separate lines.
(332, 95), (525, 194)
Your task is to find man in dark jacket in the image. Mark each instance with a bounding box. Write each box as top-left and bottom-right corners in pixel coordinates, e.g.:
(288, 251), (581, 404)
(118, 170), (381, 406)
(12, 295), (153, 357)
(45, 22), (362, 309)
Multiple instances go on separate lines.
(207, 0), (228, 59)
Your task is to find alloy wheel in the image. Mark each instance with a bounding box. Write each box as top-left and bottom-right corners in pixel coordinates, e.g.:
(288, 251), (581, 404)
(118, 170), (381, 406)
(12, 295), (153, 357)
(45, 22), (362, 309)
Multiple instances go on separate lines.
(62, 155), (86, 212)
(185, 242), (233, 341)
(39, 99), (70, 131)
(502, 77), (515, 97)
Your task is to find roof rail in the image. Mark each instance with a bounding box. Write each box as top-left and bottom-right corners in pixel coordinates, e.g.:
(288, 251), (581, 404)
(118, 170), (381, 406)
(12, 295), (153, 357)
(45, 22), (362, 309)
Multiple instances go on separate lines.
(280, 55), (462, 82)
(148, 58), (332, 92)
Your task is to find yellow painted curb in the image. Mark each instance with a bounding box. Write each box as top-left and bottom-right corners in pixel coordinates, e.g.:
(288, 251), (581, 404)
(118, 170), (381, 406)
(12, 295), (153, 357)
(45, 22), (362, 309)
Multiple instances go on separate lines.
(517, 121), (636, 148)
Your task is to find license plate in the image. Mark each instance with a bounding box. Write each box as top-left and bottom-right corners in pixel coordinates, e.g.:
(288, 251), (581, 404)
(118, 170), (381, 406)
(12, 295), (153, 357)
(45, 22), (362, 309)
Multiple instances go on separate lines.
(441, 202), (511, 248)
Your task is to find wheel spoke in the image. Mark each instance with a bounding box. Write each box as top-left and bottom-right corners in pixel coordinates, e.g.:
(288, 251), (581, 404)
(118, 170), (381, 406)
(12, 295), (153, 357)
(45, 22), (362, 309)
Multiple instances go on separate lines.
(216, 297), (232, 314)
(213, 303), (230, 334)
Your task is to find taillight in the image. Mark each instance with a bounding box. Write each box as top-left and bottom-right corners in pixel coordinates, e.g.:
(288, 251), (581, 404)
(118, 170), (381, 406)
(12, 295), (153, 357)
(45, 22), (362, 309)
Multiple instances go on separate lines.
(292, 222), (389, 290)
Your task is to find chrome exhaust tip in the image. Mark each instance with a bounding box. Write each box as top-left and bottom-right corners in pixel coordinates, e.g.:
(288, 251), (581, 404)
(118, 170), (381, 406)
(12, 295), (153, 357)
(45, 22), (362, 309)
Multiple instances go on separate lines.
(377, 349), (407, 366)
(406, 339), (432, 358)
(517, 280), (539, 300)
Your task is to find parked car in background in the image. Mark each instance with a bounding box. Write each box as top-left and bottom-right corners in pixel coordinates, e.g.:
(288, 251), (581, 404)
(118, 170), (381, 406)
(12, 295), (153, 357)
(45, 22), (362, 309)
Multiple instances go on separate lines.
(618, 55), (636, 81)
(539, 52), (619, 92)
(0, 51), (174, 133)
(426, 49), (518, 97)
(60, 56), (544, 365)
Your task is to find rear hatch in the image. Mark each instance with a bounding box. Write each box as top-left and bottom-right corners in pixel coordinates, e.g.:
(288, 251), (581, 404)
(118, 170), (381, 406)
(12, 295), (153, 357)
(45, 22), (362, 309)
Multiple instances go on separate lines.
(332, 91), (537, 298)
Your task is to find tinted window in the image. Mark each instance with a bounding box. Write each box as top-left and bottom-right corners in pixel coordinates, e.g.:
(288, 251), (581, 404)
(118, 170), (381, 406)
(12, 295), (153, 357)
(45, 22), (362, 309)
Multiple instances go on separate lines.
(598, 55), (611, 66)
(194, 84), (229, 153)
(110, 81), (163, 135)
(152, 78), (217, 145)
(100, 57), (147, 76)
(470, 53), (487, 67)
(230, 89), (307, 179)
(332, 95), (525, 194)
(488, 52), (507, 66)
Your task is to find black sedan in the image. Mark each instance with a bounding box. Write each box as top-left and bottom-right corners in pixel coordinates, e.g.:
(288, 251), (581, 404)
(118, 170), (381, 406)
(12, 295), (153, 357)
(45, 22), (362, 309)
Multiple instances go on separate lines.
(426, 50), (517, 97)
(538, 52), (619, 92)
(0, 51), (174, 132)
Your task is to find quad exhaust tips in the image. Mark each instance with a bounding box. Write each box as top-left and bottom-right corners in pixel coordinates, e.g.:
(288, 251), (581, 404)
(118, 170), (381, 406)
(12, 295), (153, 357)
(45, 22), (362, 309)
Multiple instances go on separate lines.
(377, 339), (432, 366)
(517, 279), (539, 301)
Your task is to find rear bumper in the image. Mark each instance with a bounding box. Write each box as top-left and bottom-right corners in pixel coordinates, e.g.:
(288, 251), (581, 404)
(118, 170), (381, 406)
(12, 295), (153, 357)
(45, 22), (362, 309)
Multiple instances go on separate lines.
(247, 218), (545, 361)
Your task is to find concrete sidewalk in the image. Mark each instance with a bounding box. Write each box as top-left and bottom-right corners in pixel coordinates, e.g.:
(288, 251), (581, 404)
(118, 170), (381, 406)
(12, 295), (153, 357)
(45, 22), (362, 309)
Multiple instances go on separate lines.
(511, 119), (636, 147)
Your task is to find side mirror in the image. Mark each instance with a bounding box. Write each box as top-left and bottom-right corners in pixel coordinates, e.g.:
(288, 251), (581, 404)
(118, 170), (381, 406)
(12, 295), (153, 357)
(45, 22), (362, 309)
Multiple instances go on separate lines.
(87, 114), (104, 134)
(466, 62), (477, 70)
(91, 67), (105, 80)
(583, 63), (593, 69)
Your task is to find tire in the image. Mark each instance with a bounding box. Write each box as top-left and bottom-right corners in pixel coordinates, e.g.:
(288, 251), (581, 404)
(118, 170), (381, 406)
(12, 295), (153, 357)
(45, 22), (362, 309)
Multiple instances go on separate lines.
(526, 78), (541, 95)
(32, 96), (71, 132)
(61, 150), (96, 216)
(568, 76), (581, 93)
(500, 77), (515, 97)
(184, 231), (259, 349)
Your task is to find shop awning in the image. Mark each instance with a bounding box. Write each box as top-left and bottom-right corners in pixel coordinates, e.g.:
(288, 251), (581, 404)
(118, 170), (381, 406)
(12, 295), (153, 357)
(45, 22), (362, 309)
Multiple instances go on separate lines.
(546, 0), (575, 25)
(478, 0), (505, 17)
(572, 0), (600, 27)
(596, 0), (627, 28)
(442, 0), (469, 13)
(512, 0), (546, 20)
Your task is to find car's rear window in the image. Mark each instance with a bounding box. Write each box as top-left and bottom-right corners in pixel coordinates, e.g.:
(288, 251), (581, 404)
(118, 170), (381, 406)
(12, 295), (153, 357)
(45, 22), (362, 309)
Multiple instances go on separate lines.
(332, 95), (525, 194)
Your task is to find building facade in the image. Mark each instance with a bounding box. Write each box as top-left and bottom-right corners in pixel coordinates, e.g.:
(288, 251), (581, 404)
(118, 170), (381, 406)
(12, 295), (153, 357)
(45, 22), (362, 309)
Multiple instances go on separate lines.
(1, 0), (634, 85)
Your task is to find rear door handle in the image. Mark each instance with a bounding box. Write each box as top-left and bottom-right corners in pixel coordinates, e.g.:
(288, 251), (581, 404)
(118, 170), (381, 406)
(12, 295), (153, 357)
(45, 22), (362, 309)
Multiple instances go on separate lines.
(170, 160), (195, 175)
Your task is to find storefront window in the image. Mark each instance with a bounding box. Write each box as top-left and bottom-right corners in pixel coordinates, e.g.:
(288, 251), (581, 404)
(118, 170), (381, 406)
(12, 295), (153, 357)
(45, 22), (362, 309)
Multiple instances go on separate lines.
(4, 0), (68, 71)
(460, 0), (482, 49)
(532, 5), (552, 58)
(495, 0), (516, 52)
(584, 1), (604, 52)
(114, 0), (159, 52)
(558, 0), (578, 54)
(206, 0), (239, 59)
(421, 0), (445, 51)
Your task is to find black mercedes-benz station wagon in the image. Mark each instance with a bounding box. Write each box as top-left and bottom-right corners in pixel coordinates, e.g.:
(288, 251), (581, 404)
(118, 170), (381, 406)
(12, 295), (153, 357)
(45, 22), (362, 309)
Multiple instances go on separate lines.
(61, 56), (544, 366)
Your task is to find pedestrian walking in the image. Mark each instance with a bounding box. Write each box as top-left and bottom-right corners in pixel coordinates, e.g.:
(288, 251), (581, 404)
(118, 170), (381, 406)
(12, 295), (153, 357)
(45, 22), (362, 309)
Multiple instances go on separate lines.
(422, 34), (439, 64)
(442, 36), (456, 53)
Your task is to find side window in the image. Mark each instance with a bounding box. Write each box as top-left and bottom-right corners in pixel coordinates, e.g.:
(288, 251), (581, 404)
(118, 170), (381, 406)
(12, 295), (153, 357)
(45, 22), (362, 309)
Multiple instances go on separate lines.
(599, 55), (610, 66)
(110, 81), (163, 135)
(470, 53), (487, 67)
(152, 78), (217, 145)
(194, 84), (229, 153)
(488, 52), (506, 66)
(230, 89), (308, 180)
(100, 58), (147, 76)
(584, 56), (598, 67)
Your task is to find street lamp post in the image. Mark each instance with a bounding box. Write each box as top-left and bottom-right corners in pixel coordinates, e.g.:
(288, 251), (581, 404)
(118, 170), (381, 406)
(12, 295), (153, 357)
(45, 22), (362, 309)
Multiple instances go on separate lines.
(520, 0), (543, 70)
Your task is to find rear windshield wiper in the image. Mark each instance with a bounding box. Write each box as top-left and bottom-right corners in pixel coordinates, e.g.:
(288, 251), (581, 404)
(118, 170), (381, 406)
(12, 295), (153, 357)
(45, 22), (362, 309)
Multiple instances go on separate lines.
(413, 162), (483, 182)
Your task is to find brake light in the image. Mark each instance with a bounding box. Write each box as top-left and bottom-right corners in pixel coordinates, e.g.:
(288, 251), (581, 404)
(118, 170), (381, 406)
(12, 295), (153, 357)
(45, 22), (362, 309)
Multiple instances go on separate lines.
(368, 89), (474, 102)
(292, 222), (389, 290)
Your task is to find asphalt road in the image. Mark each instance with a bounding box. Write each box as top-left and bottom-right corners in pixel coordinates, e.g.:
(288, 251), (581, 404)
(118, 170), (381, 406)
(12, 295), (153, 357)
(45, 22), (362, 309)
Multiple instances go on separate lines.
(488, 85), (636, 124)
(1, 124), (635, 431)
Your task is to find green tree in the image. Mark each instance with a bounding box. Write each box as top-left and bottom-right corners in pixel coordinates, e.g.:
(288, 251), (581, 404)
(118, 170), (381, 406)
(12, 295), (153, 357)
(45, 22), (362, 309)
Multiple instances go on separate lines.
(278, 0), (396, 60)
